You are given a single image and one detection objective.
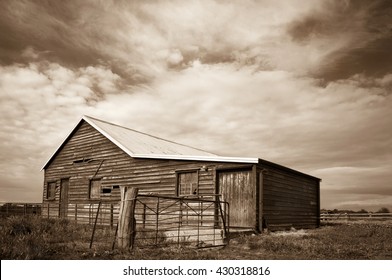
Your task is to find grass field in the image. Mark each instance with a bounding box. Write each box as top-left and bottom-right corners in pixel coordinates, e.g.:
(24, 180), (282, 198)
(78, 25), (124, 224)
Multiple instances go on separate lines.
(1, 216), (392, 260)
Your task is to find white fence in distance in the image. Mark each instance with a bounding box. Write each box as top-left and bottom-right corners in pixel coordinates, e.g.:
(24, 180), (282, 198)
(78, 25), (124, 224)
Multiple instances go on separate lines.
(321, 212), (392, 221)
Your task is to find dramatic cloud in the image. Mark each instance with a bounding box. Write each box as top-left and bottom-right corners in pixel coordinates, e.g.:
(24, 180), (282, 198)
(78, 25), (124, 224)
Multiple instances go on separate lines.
(0, 62), (121, 201)
(0, 0), (391, 210)
(2, 1), (389, 83)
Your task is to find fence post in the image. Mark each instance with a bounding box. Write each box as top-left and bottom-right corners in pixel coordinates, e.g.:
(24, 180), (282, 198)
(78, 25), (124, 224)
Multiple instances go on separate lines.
(117, 187), (139, 250)
(177, 200), (181, 246)
(89, 201), (102, 249)
(155, 197), (160, 246)
(110, 203), (114, 229)
(75, 204), (78, 223)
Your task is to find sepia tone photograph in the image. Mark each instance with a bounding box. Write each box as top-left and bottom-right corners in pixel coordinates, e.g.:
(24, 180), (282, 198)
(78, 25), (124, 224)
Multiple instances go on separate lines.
(0, 0), (392, 260)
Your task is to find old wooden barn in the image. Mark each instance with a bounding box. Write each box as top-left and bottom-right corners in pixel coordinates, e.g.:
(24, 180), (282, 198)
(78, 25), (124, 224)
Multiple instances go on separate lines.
(41, 116), (321, 232)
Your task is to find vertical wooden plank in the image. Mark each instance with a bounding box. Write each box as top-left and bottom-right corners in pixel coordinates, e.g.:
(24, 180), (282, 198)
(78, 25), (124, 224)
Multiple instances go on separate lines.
(59, 178), (69, 218)
(117, 187), (139, 249)
(155, 198), (160, 245)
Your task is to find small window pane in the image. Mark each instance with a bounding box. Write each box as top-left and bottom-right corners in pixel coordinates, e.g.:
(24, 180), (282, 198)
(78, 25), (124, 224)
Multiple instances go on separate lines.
(178, 171), (198, 196)
(102, 187), (112, 194)
(47, 182), (56, 199)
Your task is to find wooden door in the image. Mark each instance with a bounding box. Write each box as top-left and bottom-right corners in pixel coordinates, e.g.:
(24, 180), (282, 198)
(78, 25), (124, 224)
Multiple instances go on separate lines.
(59, 179), (69, 218)
(218, 170), (255, 228)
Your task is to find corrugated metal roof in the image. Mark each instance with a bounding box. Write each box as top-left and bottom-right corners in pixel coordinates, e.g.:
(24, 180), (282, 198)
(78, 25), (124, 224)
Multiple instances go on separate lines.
(41, 116), (259, 170)
(84, 115), (220, 157)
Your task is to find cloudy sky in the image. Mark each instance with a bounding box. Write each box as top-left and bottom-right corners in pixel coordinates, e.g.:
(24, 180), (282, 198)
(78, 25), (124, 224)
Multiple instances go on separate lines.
(0, 0), (391, 211)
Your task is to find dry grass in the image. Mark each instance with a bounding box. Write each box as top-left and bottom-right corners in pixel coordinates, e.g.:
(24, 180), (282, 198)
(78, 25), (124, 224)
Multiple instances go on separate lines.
(1, 216), (392, 260)
(223, 221), (392, 260)
(0, 216), (92, 259)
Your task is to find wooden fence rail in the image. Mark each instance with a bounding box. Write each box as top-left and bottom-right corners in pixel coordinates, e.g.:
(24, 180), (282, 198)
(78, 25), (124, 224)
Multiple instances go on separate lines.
(0, 202), (42, 217)
(1, 195), (230, 249)
(41, 200), (119, 227)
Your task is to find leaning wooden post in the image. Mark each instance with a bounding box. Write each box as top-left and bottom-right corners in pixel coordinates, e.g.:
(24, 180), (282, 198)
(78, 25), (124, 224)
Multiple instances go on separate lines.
(117, 187), (139, 250)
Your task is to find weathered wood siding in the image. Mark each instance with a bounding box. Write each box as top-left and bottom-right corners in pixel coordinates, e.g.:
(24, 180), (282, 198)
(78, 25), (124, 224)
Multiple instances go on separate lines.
(43, 121), (252, 219)
(259, 162), (320, 230)
(44, 121), (132, 203)
(43, 120), (320, 230)
(218, 170), (255, 228)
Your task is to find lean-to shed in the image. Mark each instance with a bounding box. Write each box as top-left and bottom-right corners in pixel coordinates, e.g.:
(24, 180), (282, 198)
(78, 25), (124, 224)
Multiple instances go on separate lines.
(42, 116), (321, 231)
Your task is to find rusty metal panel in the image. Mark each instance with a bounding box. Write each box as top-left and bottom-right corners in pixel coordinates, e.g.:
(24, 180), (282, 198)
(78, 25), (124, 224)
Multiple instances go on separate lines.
(218, 170), (255, 228)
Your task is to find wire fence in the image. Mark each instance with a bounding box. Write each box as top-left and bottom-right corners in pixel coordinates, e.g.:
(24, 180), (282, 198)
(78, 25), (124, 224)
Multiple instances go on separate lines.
(1, 195), (229, 249)
(0, 203), (42, 217)
(133, 194), (229, 248)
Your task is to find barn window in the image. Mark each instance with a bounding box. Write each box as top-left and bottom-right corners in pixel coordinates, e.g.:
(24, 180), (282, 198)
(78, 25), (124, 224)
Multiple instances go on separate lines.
(73, 158), (92, 164)
(47, 182), (56, 200)
(177, 171), (198, 196)
(102, 187), (112, 194)
(89, 179), (101, 199)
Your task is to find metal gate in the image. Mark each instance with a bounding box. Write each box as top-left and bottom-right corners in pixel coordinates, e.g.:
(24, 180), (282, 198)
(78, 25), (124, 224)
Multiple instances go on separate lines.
(133, 194), (229, 248)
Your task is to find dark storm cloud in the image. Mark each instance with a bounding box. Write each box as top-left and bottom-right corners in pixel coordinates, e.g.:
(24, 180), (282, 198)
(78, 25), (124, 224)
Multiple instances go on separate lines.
(287, 0), (392, 81)
(0, 1), (101, 66)
(321, 36), (392, 81)
(0, 0), (147, 85)
(0, 1), (317, 81)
